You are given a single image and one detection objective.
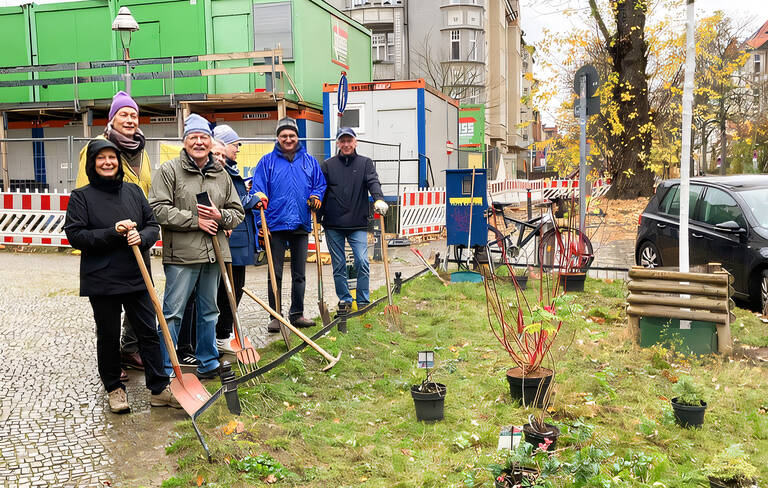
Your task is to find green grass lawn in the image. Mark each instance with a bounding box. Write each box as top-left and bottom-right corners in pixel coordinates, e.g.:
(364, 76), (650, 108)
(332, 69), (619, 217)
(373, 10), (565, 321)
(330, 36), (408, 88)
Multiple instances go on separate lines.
(159, 276), (768, 487)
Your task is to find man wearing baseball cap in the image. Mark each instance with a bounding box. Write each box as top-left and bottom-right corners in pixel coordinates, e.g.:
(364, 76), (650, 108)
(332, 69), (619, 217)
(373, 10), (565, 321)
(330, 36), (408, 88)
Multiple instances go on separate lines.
(321, 127), (387, 314)
(250, 117), (326, 332)
(75, 90), (153, 377)
(211, 125), (257, 354)
(149, 114), (244, 379)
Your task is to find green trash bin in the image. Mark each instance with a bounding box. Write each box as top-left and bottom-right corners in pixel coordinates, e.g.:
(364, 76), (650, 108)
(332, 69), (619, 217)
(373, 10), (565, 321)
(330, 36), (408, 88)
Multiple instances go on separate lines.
(639, 317), (718, 355)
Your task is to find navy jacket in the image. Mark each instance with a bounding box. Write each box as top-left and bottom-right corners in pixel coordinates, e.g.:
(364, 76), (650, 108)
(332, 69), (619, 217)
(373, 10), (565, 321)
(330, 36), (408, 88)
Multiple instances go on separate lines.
(224, 159), (257, 266)
(320, 151), (384, 230)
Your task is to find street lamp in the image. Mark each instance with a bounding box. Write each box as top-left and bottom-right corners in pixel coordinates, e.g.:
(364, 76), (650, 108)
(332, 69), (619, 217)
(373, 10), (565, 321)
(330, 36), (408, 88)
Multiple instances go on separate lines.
(112, 7), (139, 95)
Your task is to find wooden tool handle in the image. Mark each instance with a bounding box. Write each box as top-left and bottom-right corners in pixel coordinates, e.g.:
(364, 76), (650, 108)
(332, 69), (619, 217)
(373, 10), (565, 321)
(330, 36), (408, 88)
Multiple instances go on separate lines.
(379, 214), (393, 306)
(260, 207), (281, 312)
(131, 245), (183, 381)
(242, 288), (336, 362)
(210, 235), (244, 345)
(311, 211), (324, 300)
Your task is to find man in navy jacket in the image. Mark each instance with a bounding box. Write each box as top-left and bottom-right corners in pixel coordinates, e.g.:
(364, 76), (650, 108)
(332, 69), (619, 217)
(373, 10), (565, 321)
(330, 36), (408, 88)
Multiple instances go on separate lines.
(321, 127), (388, 313)
(251, 117), (326, 332)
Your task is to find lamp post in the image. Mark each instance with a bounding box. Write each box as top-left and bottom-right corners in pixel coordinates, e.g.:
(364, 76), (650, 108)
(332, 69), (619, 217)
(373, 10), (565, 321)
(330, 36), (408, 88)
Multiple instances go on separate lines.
(112, 7), (139, 95)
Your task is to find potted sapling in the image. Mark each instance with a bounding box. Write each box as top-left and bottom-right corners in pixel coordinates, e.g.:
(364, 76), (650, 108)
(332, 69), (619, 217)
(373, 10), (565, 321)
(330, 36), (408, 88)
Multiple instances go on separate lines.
(704, 444), (758, 488)
(410, 350), (446, 421)
(670, 375), (708, 428)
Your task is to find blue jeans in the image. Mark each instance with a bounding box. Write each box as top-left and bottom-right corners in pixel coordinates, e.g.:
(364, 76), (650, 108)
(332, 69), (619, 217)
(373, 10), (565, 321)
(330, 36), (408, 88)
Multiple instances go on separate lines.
(326, 229), (370, 305)
(160, 263), (221, 375)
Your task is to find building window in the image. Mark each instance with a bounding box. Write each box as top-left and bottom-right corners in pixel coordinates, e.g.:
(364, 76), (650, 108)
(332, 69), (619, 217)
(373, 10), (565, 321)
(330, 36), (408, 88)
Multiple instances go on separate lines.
(386, 32), (395, 60)
(352, 0), (366, 6)
(755, 54), (762, 75)
(468, 30), (477, 61)
(450, 30), (460, 60)
(253, 2), (293, 59)
(372, 32), (394, 61)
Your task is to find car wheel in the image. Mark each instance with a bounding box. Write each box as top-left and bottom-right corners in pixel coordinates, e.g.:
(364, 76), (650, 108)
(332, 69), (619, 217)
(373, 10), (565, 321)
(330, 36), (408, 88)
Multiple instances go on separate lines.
(638, 241), (661, 268)
(761, 271), (768, 315)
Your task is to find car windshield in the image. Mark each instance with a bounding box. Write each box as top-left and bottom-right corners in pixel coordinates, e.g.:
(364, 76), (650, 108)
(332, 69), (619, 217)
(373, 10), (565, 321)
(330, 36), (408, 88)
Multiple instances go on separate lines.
(737, 189), (768, 227)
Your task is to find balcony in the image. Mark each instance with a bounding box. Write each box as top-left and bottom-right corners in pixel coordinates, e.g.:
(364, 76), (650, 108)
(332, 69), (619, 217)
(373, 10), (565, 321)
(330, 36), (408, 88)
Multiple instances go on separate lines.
(348, 0), (403, 8)
(373, 62), (396, 81)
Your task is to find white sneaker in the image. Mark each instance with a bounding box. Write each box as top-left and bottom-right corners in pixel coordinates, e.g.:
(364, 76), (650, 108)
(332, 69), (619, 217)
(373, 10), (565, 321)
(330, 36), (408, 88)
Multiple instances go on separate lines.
(217, 336), (237, 354)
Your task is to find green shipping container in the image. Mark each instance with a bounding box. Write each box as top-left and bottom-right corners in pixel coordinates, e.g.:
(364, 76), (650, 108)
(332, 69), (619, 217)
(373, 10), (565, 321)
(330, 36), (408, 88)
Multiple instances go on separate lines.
(639, 317), (718, 356)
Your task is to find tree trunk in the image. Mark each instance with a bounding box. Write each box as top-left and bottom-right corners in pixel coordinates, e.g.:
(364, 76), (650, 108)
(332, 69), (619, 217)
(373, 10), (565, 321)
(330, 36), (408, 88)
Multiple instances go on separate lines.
(604, 0), (655, 199)
(719, 113), (727, 175)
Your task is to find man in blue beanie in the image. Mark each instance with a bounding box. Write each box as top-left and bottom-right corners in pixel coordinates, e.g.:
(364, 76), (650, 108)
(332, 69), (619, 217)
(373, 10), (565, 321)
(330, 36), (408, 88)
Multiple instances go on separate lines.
(149, 114), (244, 379)
(251, 117), (326, 332)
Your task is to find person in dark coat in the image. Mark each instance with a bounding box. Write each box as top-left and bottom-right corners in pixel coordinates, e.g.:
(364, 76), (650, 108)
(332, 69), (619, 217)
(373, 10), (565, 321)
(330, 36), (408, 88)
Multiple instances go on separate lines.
(321, 127), (388, 312)
(64, 139), (181, 414)
(211, 128), (257, 353)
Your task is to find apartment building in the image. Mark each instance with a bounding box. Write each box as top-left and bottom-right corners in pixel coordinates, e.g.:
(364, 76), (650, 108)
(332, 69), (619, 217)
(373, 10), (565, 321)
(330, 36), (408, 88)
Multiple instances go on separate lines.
(338, 0), (530, 171)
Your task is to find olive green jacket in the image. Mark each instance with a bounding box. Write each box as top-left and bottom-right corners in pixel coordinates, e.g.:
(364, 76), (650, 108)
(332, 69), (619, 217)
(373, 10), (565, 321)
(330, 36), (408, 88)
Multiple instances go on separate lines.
(149, 149), (244, 264)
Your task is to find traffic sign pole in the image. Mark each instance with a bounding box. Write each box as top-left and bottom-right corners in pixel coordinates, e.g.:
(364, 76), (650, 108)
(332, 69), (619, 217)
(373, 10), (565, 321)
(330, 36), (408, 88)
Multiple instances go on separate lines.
(579, 74), (587, 236)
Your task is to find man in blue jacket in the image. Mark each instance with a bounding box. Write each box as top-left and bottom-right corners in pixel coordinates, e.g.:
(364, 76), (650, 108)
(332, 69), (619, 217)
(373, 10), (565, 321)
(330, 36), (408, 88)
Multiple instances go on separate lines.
(321, 127), (388, 314)
(251, 117), (326, 332)
(212, 126), (257, 353)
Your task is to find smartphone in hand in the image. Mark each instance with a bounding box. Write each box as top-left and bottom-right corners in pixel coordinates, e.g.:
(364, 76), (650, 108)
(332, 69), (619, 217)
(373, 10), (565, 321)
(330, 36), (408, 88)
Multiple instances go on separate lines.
(196, 191), (212, 207)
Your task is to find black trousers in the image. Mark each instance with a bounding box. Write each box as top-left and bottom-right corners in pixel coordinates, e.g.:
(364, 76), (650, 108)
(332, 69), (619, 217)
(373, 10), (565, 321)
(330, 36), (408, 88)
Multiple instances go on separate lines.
(177, 287), (197, 356)
(216, 264), (246, 339)
(268, 230), (308, 320)
(89, 291), (169, 395)
(120, 252), (152, 354)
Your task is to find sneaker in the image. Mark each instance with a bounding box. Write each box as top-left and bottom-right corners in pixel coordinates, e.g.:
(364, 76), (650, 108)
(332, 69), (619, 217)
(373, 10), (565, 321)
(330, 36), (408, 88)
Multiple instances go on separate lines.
(121, 351), (144, 371)
(291, 316), (315, 328)
(108, 388), (130, 414)
(151, 386), (182, 409)
(196, 368), (219, 380)
(216, 336), (237, 354)
(178, 352), (197, 367)
(267, 318), (281, 333)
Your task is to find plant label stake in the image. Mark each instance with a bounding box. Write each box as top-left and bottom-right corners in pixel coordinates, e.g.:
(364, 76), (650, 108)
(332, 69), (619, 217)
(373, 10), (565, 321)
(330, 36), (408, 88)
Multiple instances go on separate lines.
(417, 350), (435, 369)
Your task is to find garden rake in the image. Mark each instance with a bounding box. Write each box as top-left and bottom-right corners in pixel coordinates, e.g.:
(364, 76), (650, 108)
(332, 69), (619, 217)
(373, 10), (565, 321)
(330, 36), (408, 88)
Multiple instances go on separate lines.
(211, 235), (261, 378)
(379, 214), (401, 329)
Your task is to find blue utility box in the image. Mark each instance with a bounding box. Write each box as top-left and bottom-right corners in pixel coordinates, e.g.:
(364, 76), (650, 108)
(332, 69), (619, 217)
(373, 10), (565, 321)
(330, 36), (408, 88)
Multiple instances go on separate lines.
(445, 168), (487, 247)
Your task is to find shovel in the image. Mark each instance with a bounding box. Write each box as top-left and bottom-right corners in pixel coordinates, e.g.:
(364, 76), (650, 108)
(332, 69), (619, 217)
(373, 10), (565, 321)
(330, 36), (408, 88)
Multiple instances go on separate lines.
(379, 214), (401, 329)
(130, 245), (211, 417)
(259, 207), (292, 349)
(311, 210), (332, 326)
(242, 287), (341, 371)
(210, 235), (261, 377)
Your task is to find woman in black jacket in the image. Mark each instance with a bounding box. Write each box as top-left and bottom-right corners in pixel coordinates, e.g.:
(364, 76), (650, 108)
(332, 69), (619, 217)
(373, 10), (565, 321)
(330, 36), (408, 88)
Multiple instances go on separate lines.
(64, 139), (180, 414)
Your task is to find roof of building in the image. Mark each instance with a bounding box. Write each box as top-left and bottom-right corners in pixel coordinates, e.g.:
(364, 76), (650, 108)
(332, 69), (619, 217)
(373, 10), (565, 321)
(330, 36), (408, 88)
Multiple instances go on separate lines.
(746, 19), (768, 50)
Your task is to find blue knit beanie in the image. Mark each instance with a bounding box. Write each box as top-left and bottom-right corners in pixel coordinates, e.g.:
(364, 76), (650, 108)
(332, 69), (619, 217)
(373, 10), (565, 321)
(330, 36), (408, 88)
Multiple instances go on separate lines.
(184, 114), (212, 138)
(213, 124), (240, 145)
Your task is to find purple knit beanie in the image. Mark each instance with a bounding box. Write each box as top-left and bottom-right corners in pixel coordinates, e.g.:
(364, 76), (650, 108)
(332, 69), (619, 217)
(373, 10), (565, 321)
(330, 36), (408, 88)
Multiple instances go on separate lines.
(108, 91), (139, 121)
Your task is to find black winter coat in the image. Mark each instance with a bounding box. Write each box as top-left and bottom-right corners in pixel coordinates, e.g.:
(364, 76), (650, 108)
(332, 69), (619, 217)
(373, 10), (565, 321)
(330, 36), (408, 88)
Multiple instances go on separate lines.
(320, 151), (384, 230)
(64, 182), (160, 296)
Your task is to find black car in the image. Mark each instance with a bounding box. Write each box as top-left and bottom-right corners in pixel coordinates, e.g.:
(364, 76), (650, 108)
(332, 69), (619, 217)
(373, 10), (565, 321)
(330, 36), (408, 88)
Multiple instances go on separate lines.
(635, 175), (768, 311)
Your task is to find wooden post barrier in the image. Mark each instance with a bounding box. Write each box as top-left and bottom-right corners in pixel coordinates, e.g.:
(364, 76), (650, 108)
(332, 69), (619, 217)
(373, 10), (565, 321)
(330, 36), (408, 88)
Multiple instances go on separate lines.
(626, 264), (733, 356)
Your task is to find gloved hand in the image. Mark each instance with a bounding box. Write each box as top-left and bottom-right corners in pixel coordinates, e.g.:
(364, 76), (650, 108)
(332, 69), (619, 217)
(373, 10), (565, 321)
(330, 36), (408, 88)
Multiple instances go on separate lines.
(254, 192), (268, 210)
(308, 195), (322, 210)
(374, 199), (389, 216)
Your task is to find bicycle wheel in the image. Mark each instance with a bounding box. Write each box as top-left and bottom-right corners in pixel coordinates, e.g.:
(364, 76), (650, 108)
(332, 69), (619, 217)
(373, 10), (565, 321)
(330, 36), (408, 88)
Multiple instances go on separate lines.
(538, 226), (593, 273)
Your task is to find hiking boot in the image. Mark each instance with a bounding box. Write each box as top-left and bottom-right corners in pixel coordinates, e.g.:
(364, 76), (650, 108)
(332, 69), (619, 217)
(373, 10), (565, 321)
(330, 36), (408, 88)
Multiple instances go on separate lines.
(357, 302), (370, 312)
(120, 369), (129, 382)
(151, 386), (182, 409)
(216, 335), (237, 354)
(196, 368), (219, 380)
(121, 351), (144, 371)
(108, 388), (130, 414)
(267, 318), (281, 333)
(291, 316), (315, 328)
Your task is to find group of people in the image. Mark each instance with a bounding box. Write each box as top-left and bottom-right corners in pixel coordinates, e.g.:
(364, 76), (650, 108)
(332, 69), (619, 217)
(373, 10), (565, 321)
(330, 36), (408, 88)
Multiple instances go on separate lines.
(64, 90), (389, 414)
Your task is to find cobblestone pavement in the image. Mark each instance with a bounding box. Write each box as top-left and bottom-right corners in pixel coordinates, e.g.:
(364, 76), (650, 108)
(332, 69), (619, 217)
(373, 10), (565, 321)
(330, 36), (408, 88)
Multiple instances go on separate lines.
(0, 236), (633, 487)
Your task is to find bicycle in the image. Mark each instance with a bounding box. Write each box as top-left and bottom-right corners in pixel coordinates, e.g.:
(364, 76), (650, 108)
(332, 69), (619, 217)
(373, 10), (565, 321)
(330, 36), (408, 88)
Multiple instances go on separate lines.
(485, 199), (594, 274)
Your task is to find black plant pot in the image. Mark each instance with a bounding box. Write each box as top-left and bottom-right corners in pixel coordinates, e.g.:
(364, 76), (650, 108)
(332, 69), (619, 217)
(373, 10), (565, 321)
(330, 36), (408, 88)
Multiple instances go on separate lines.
(513, 275), (528, 289)
(506, 367), (553, 408)
(671, 398), (707, 428)
(411, 383), (446, 421)
(523, 422), (560, 451)
(561, 272), (586, 292)
(494, 467), (539, 488)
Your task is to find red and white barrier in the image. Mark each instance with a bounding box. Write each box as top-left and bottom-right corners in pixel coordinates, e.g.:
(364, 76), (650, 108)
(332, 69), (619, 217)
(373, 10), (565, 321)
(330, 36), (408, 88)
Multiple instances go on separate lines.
(488, 178), (613, 205)
(0, 190), (71, 246)
(398, 187), (446, 237)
